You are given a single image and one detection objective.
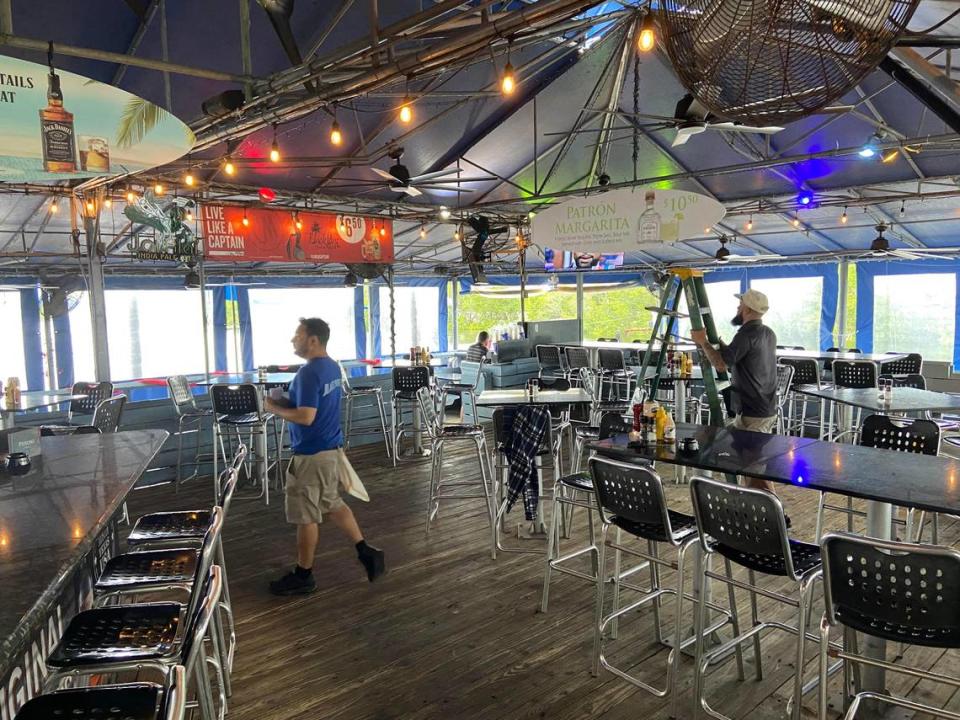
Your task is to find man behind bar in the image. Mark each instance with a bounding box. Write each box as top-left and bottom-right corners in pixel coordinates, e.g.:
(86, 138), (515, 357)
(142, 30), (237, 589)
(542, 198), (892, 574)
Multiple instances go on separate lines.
(465, 330), (492, 363)
(264, 317), (385, 595)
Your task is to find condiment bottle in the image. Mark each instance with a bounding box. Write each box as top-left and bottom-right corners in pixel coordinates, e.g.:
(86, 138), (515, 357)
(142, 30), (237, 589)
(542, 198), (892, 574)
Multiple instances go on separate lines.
(632, 403), (642, 432)
(663, 411), (676, 444)
(655, 406), (668, 442)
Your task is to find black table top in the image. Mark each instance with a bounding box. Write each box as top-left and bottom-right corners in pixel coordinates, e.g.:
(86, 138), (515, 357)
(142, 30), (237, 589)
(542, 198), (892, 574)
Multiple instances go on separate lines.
(0, 429), (168, 669)
(795, 385), (960, 413)
(776, 350), (906, 363)
(0, 392), (89, 415)
(476, 389), (593, 407)
(590, 422), (960, 516)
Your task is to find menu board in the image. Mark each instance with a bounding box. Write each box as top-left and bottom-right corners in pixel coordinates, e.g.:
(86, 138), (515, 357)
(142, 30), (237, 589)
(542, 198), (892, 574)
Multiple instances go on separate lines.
(200, 204), (394, 264)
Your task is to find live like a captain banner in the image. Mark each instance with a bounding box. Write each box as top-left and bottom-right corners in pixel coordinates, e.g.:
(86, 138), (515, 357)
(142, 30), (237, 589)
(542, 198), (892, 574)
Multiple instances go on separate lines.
(200, 204), (394, 264)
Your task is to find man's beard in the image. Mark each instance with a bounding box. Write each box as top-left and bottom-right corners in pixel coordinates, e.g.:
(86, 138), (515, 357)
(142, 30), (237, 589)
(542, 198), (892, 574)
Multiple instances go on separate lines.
(731, 311), (744, 326)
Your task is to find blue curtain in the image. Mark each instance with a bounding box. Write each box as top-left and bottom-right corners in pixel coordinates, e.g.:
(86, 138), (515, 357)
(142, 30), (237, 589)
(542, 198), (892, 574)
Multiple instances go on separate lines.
(19, 288), (44, 391)
(213, 287), (227, 371)
(235, 287), (254, 371)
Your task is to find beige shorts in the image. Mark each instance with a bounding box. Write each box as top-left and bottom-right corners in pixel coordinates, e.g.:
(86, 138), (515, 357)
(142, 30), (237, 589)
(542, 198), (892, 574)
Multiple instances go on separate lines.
(285, 449), (346, 524)
(729, 414), (778, 433)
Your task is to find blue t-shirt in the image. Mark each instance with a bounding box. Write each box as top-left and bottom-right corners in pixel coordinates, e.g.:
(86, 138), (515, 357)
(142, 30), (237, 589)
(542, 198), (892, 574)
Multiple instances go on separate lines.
(287, 356), (343, 454)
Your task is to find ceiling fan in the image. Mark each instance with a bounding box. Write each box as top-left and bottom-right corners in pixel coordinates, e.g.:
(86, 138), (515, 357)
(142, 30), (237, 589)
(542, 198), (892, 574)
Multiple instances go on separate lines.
(709, 236), (785, 264)
(857, 223), (957, 261)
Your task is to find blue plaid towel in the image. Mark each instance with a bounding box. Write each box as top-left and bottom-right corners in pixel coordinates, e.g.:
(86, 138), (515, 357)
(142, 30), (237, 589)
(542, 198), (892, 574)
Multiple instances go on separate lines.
(503, 405), (551, 521)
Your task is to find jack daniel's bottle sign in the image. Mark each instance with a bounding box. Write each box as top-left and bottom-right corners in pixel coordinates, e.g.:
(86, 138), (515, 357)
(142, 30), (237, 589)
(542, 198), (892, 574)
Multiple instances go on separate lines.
(39, 70), (76, 172)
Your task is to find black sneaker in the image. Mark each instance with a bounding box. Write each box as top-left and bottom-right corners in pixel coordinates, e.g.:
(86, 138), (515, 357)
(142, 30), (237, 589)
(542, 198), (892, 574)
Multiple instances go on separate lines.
(269, 570), (317, 596)
(358, 546), (386, 582)
(785, 514), (793, 530)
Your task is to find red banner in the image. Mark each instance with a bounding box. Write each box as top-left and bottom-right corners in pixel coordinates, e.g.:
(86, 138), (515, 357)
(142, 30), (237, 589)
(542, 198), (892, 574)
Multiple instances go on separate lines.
(200, 204), (393, 264)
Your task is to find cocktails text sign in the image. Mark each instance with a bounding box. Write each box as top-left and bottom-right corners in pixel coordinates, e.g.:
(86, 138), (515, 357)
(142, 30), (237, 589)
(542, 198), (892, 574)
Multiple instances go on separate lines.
(200, 205), (394, 264)
(531, 188), (726, 254)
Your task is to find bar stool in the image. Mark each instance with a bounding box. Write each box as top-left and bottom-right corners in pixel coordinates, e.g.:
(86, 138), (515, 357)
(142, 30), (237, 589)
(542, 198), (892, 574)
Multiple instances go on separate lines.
(591, 459), (736, 719)
(778, 358), (822, 437)
(536, 345), (565, 380)
(878, 352), (923, 376)
(92, 394), (127, 433)
(597, 348), (634, 401)
(211, 383), (279, 504)
(390, 365), (431, 464)
(168, 375), (214, 487)
(14, 666), (187, 720)
(44, 566), (225, 720)
(774, 363), (794, 435)
(827, 360), (878, 441)
(40, 381), (115, 433)
(540, 414), (635, 614)
(564, 346), (591, 383)
(818, 533), (960, 720)
(438, 358), (486, 425)
(815, 415), (940, 539)
(822, 346), (841, 380)
(127, 447), (245, 674)
(690, 476), (830, 720)
(340, 363), (391, 458)
(417, 387), (496, 556)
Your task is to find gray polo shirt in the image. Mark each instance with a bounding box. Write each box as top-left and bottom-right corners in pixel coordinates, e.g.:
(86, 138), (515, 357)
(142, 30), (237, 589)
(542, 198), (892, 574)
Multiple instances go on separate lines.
(719, 319), (778, 418)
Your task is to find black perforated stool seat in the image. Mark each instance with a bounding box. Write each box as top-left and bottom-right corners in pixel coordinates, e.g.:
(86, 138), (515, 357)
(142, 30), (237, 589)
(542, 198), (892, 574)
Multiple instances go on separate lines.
(613, 510), (697, 543)
(834, 607), (960, 648)
(13, 683), (164, 720)
(558, 472), (595, 492)
(442, 382), (474, 392)
(47, 603), (182, 667)
(96, 548), (199, 590)
(127, 510), (211, 546)
(715, 538), (821, 577)
(216, 412), (265, 425)
(439, 424), (483, 437)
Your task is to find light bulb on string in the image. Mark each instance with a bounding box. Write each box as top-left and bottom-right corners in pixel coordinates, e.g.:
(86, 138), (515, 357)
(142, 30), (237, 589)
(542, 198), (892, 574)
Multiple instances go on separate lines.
(841, 207), (848, 224)
(453, 226), (461, 241)
(126, 188), (136, 204)
(338, 218), (347, 233)
(294, 212), (303, 231)
(900, 200), (906, 216)
(399, 97), (413, 124)
(270, 124), (281, 163)
(48, 198), (59, 213)
(242, 208), (250, 227)
(501, 61), (515, 95)
(792, 217), (800, 228)
(379, 224), (386, 237)
(419, 225), (426, 239)
(184, 171), (195, 187)
(103, 197), (112, 208)
(85, 199), (95, 213)
(746, 215), (753, 231)
(330, 106), (342, 146)
(223, 157), (235, 176)
(154, 182), (164, 195)
(638, 12), (656, 52)
(185, 209), (194, 222)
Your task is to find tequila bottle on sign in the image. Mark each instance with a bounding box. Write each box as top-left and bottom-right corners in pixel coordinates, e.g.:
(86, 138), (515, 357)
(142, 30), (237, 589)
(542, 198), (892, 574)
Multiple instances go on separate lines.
(637, 190), (661, 244)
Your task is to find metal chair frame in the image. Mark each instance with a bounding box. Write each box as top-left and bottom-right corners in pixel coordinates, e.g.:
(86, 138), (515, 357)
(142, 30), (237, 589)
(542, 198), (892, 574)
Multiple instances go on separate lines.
(438, 358), (486, 426)
(416, 386), (496, 557)
(774, 363), (795, 435)
(210, 384), (280, 505)
(390, 366), (432, 465)
(597, 348), (635, 401)
(536, 345), (566, 380)
(818, 533), (960, 720)
(168, 376), (215, 488)
(563, 346), (591, 383)
(67, 381), (114, 423)
(44, 566), (226, 720)
(826, 361), (878, 442)
(689, 476), (838, 720)
(778, 357), (823, 437)
(340, 363), (391, 459)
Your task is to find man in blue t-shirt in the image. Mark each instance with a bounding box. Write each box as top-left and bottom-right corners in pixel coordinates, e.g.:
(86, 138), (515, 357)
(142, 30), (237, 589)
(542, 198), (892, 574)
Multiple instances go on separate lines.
(264, 317), (385, 595)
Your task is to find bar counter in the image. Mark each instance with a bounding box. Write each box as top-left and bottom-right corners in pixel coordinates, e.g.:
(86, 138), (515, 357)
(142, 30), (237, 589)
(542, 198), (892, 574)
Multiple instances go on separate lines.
(0, 429), (168, 713)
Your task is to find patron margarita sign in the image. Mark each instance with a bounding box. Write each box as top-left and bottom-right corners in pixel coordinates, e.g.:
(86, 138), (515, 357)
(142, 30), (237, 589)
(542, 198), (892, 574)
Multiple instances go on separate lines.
(200, 205), (394, 264)
(0, 54), (194, 182)
(531, 188), (726, 253)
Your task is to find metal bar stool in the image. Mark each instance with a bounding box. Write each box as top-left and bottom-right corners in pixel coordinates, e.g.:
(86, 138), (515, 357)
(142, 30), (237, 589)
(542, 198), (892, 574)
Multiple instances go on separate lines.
(536, 345), (565, 381)
(690, 476), (834, 720)
(774, 363), (795, 435)
(44, 566), (226, 720)
(815, 415), (940, 540)
(417, 386), (496, 557)
(778, 358), (822, 437)
(40, 381), (115, 434)
(564, 346), (591, 383)
(211, 383), (279, 504)
(168, 375), (215, 488)
(878, 352), (923, 376)
(92, 394), (127, 433)
(590, 459), (739, 719)
(14, 666), (187, 720)
(390, 365), (432, 465)
(540, 413), (636, 614)
(340, 363), (391, 458)
(827, 360), (878, 442)
(597, 348), (635, 401)
(818, 533), (960, 720)
(438, 358), (486, 426)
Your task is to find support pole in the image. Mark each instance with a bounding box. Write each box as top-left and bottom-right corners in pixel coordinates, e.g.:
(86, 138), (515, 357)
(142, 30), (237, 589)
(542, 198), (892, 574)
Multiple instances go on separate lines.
(576, 272), (584, 342)
(519, 248), (527, 324)
(159, 0), (172, 111)
(365, 279), (374, 359)
(238, 0), (253, 101)
(837, 259), (850, 348)
(79, 200), (111, 381)
(199, 252), (211, 383)
(451, 279), (459, 349)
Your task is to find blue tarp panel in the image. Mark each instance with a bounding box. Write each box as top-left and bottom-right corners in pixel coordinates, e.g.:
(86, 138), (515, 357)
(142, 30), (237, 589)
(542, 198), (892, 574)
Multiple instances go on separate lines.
(19, 288), (44, 391)
(236, 287), (254, 371)
(856, 259), (960, 368)
(352, 285), (366, 376)
(213, 287), (228, 372)
(53, 311), (73, 389)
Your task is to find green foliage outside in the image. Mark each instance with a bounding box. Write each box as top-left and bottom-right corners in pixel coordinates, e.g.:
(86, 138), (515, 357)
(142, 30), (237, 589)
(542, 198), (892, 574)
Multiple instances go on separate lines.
(583, 287), (658, 341)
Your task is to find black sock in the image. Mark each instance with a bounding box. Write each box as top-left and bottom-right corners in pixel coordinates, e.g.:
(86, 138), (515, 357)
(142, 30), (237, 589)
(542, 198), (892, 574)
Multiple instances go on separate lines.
(355, 539), (369, 556)
(294, 564), (312, 578)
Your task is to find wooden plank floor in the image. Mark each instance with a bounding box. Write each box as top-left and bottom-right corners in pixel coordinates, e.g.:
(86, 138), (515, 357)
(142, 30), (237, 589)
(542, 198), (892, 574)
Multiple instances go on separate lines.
(125, 437), (960, 720)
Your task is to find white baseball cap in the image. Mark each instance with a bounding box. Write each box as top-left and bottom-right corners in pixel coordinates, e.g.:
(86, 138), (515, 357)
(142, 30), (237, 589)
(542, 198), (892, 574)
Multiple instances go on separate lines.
(734, 288), (770, 314)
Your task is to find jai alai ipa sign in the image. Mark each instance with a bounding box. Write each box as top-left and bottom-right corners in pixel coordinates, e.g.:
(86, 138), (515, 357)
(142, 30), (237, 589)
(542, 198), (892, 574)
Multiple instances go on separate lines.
(0, 54), (194, 182)
(200, 204), (394, 264)
(531, 188), (726, 254)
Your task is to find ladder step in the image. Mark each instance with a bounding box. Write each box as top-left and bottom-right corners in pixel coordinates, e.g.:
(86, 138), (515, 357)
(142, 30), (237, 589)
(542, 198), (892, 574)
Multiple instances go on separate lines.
(645, 306), (690, 319)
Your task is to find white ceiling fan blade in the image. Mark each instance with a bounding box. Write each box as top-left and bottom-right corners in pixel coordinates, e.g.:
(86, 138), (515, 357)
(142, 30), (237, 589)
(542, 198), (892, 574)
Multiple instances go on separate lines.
(726, 253), (784, 262)
(371, 167), (396, 181)
(401, 186), (423, 197)
(709, 122), (784, 135)
(410, 168), (462, 183)
(672, 125), (705, 147)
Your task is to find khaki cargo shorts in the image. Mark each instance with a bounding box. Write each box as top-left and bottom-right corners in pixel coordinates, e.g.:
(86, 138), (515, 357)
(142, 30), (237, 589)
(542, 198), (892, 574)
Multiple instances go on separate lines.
(285, 449), (346, 524)
(729, 414), (778, 433)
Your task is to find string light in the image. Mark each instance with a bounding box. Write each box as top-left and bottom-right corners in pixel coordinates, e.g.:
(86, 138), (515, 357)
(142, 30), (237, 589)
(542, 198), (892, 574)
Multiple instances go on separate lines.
(85, 199), (95, 213)
(126, 188), (136, 204)
(399, 97), (413, 124)
(704, 227), (710, 234)
(792, 216), (800, 228)
(154, 182), (164, 195)
(270, 124), (280, 163)
(419, 225), (426, 239)
(501, 61), (515, 95)
(294, 211), (302, 230)
(223, 157), (236, 176)
(185, 209), (194, 222)
(48, 198), (59, 213)
(900, 200), (906, 216)
(638, 12), (656, 52)
(841, 207), (848, 224)
(439, 206), (451, 220)
(184, 171), (195, 186)
(330, 106), (342, 146)
(746, 215), (753, 231)
(453, 226), (461, 241)
(103, 197), (112, 208)
(242, 208), (250, 227)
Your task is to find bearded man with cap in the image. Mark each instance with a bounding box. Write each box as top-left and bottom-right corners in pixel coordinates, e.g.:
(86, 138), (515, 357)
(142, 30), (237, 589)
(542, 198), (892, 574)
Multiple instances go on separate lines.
(690, 288), (779, 493)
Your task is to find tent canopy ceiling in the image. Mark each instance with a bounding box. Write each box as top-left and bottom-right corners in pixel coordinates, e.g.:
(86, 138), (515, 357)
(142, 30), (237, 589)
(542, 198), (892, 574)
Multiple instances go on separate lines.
(0, 0), (959, 277)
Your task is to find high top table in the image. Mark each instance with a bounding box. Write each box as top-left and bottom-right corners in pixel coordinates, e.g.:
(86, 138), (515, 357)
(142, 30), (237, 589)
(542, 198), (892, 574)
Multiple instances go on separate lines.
(777, 349), (906, 364)
(796, 384), (960, 415)
(591, 422), (960, 709)
(475, 388), (592, 407)
(0, 429), (168, 713)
